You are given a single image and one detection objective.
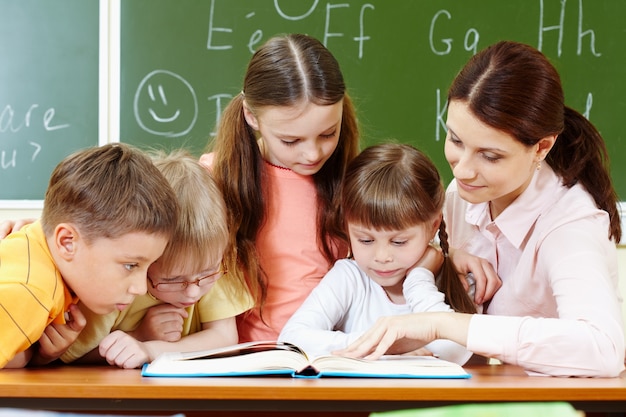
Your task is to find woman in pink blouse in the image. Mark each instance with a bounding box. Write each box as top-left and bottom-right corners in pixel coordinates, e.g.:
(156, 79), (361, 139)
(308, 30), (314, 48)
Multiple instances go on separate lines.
(338, 41), (624, 377)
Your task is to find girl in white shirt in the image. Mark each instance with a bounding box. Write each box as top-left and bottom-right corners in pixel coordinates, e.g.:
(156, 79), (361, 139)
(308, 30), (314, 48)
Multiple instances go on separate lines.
(337, 41), (624, 377)
(279, 143), (476, 364)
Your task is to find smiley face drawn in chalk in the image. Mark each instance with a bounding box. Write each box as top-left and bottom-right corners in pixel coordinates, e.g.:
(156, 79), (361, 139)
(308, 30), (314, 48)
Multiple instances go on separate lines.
(133, 70), (198, 137)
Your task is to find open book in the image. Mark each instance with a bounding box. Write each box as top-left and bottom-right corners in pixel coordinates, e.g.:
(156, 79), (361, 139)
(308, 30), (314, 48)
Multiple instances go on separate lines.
(141, 341), (471, 379)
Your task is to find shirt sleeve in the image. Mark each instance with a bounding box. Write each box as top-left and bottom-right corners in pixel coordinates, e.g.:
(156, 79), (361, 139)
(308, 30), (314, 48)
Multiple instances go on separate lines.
(467, 221), (625, 377)
(0, 283), (50, 367)
(278, 261), (363, 357)
(402, 267), (452, 312)
(197, 274), (254, 322)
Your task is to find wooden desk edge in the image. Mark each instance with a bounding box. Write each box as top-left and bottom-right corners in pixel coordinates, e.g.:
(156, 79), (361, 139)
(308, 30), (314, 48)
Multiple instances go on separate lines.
(0, 364), (625, 413)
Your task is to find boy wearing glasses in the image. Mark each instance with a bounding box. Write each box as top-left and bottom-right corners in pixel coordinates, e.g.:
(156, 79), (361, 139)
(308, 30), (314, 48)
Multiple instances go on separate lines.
(60, 150), (253, 368)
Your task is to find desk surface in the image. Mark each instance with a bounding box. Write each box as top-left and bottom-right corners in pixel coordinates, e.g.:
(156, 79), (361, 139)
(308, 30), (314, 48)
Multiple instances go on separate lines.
(1, 364), (625, 413)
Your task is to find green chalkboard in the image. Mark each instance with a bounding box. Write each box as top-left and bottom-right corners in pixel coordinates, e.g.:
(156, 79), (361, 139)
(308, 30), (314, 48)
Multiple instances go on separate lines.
(120, 0), (626, 198)
(0, 0), (100, 201)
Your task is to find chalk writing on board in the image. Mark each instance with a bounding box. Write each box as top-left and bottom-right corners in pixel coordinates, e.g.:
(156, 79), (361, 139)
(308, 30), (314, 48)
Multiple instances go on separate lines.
(207, 0), (374, 58)
(135, 0), (375, 139)
(0, 142), (41, 169)
(0, 105), (69, 133)
(537, 0), (600, 57)
(133, 70), (198, 138)
(429, 0), (600, 58)
(429, 10), (480, 55)
(430, 0), (601, 142)
(0, 104), (69, 169)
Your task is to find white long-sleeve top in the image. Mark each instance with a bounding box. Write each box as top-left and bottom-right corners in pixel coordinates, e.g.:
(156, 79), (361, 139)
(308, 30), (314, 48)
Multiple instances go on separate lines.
(279, 259), (471, 364)
(445, 164), (625, 377)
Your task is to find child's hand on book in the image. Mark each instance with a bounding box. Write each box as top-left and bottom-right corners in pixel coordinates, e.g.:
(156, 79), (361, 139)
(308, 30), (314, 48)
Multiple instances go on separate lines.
(99, 330), (151, 369)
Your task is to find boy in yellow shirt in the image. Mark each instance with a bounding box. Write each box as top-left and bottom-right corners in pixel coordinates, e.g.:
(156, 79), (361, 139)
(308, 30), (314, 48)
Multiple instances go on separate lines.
(60, 150), (253, 368)
(0, 143), (178, 368)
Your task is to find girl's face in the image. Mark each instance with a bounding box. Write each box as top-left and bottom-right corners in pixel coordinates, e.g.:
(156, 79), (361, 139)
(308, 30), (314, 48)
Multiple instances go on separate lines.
(444, 100), (553, 218)
(146, 258), (224, 308)
(348, 220), (437, 297)
(244, 100), (343, 176)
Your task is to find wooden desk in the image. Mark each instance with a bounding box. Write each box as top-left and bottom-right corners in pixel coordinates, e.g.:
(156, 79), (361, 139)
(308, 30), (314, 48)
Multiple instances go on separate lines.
(0, 364), (625, 415)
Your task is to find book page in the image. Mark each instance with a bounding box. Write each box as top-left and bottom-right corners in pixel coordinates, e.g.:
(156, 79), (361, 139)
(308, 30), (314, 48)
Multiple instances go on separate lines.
(144, 341), (311, 376)
(308, 355), (469, 378)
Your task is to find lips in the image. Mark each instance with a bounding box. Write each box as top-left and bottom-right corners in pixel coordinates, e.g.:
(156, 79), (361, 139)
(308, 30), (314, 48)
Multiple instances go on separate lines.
(372, 269), (400, 278)
(179, 302), (196, 307)
(299, 160), (322, 170)
(456, 180), (483, 192)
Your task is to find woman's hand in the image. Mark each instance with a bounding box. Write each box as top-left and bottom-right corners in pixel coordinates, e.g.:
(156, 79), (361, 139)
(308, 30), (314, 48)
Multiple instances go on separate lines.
(449, 248), (501, 304)
(334, 313), (440, 360)
(335, 312), (472, 361)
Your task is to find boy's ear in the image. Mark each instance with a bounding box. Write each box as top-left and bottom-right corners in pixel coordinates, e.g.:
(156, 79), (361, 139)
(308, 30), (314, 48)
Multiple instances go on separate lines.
(242, 100), (259, 130)
(54, 223), (79, 261)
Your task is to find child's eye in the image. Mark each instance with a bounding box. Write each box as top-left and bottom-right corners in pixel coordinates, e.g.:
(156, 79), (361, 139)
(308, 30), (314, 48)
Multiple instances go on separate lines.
(320, 130), (337, 139)
(281, 139), (299, 146)
(391, 240), (407, 246)
(124, 263), (139, 272)
(358, 239), (373, 245)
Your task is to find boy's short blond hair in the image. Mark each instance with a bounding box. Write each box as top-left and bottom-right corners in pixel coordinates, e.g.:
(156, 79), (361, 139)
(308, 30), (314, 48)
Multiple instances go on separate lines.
(150, 149), (228, 275)
(41, 143), (178, 242)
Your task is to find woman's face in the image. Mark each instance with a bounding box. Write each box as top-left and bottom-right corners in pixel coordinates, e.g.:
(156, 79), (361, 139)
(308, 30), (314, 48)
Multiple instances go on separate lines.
(244, 100), (343, 176)
(444, 100), (542, 218)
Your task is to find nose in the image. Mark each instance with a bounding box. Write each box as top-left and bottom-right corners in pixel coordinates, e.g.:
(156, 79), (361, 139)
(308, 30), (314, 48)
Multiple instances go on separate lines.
(374, 243), (392, 264)
(130, 273), (149, 296)
(183, 281), (204, 296)
(451, 151), (476, 181)
(302, 140), (322, 163)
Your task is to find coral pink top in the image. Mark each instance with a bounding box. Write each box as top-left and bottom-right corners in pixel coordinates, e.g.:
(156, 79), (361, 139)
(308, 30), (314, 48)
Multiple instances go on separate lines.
(200, 153), (344, 342)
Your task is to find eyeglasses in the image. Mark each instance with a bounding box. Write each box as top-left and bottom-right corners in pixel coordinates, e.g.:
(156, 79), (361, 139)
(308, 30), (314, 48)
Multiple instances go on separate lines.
(148, 262), (228, 293)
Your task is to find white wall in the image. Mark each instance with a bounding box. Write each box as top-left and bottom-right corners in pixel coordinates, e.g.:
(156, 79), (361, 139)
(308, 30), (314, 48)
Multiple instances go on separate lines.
(0, 209), (42, 222)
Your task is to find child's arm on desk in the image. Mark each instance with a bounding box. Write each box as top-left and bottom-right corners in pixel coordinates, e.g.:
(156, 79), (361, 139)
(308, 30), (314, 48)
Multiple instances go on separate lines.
(5, 349), (33, 368)
(99, 316), (239, 369)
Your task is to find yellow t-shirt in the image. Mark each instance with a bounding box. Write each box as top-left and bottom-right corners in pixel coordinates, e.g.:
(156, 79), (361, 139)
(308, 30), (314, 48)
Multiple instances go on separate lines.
(61, 272), (253, 362)
(0, 221), (75, 367)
